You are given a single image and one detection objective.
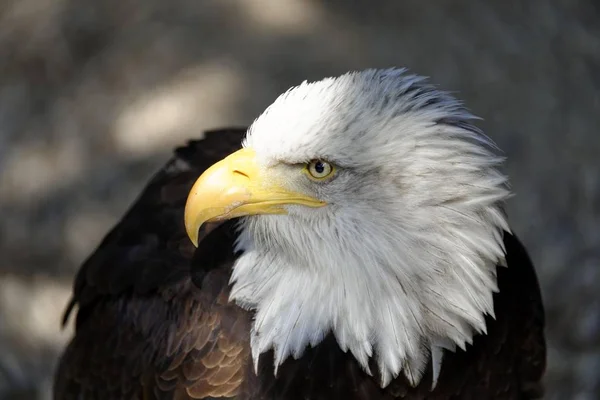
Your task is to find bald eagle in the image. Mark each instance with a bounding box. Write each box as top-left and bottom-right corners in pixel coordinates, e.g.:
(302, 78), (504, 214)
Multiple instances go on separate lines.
(54, 69), (546, 399)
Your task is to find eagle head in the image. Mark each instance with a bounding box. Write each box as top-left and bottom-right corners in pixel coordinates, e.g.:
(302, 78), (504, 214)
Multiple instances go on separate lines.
(184, 68), (511, 388)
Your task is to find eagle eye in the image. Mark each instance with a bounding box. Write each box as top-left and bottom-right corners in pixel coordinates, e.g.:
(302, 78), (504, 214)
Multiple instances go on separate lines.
(305, 160), (335, 180)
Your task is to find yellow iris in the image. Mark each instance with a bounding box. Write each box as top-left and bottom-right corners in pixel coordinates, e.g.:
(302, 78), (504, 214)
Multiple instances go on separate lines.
(305, 160), (335, 180)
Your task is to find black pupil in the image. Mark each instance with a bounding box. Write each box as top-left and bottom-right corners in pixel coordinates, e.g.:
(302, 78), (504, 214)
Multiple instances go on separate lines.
(314, 161), (325, 174)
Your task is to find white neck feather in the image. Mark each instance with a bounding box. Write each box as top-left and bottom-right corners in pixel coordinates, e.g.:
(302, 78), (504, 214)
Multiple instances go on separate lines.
(229, 166), (509, 388)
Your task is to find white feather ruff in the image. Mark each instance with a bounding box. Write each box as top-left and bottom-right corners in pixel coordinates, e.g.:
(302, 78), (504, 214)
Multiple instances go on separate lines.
(228, 69), (511, 388)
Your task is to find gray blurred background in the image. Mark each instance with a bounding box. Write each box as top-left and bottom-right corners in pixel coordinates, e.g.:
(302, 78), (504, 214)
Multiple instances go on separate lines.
(0, 0), (599, 398)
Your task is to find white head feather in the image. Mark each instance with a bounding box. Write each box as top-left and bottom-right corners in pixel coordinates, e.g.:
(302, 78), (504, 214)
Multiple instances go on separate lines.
(228, 68), (511, 388)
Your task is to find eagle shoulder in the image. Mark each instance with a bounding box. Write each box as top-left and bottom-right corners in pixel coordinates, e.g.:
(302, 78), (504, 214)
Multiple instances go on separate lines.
(54, 128), (254, 399)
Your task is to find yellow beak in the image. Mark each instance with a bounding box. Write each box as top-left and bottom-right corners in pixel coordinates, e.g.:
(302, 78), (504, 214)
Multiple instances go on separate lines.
(184, 148), (326, 247)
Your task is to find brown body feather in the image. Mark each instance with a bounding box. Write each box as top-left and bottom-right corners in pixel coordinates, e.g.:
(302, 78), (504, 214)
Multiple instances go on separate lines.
(54, 128), (546, 399)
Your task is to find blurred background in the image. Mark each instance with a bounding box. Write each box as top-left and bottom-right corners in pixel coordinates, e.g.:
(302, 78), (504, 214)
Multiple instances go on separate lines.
(0, 0), (598, 398)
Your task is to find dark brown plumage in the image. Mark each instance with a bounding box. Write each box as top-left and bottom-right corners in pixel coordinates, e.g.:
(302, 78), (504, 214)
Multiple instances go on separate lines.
(54, 128), (546, 399)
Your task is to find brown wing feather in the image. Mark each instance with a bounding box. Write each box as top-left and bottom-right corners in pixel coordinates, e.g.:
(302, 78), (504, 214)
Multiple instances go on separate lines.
(54, 128), (254, 400)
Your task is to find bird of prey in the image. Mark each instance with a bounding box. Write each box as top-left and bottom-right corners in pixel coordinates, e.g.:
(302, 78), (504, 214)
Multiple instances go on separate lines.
(54, 68), (546, 399)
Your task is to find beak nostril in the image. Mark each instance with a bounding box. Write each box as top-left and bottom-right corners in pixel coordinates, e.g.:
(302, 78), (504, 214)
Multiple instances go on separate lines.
(233, 169), (249, 179)
(233, 169), (250, 179)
